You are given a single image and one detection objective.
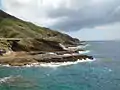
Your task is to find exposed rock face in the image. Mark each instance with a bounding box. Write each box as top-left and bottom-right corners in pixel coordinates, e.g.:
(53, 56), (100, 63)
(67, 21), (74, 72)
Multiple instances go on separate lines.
(0, 53), (93, 66)
(0, 10), (80, 51)
(0, 10), (93, 66)
(34, 54), (93, 63)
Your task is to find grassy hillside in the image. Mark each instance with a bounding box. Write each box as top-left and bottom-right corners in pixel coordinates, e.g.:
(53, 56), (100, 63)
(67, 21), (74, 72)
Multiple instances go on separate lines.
(0, 10), (80, 51)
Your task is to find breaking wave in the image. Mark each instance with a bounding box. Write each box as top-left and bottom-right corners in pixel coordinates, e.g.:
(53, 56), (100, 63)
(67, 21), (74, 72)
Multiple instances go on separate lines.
(78, 50), (90, 54)
(38, 58), (95, 68)
(0, 58), (95, 68)
(0, 75), (21, 84)
(0, 75), (37, 88)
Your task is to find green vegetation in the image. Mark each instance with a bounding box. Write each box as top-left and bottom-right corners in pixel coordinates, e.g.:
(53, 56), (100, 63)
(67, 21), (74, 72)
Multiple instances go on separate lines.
(0, 10), (80, 51)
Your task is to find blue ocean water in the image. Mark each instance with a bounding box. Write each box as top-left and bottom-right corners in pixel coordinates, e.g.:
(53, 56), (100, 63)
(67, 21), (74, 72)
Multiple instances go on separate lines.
(0, 41), (120, 90)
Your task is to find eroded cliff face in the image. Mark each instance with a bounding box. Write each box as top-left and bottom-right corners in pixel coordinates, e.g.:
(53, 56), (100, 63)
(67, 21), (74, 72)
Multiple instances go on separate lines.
(0, 10), (80, 52)
(0, 38), (63, 52)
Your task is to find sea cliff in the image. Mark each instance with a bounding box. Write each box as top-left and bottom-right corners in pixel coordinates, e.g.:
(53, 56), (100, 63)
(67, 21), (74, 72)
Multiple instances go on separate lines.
(0, 10), (93, 66)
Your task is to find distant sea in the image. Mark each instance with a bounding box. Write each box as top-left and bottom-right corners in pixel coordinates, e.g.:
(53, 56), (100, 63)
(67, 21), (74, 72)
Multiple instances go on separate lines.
(0, 41), (120, 90)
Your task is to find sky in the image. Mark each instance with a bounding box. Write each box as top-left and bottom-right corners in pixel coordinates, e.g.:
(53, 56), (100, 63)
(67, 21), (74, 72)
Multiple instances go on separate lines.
(0, 0), (120, 41)
(0, 0), (2, 9)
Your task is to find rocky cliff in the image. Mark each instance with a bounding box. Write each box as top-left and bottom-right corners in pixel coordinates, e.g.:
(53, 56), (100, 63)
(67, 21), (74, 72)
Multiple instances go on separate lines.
(0, 10), (80, 52)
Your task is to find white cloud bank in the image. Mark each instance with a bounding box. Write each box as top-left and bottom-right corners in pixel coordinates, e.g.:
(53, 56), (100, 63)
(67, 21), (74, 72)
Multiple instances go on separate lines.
(1, 0), (120, 40)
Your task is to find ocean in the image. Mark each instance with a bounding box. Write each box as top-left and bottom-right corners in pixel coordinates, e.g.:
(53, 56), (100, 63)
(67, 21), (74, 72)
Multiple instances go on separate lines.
(0, 41), (120, 90)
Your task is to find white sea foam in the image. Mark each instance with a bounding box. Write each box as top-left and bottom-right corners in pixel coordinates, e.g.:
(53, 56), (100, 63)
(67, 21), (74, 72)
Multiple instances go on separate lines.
(0, 76), (12, 83)
(77, 44), (90, 49)
(59, 43), (90, 51)
(78, 50), (90, 54)
(0, 59), (95, 68)
(0, 64), (11, 67)
(16, 58), (95, 68)
(24, 63), (40, 67)
(0, 75), (20, 83)
(0, 75), (30, 86)
(39, 58), (95, 68)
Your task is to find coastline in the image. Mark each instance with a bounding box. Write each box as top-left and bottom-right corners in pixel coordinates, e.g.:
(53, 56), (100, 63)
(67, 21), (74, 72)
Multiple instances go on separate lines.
(0, 41), (93, 67)
(0, 50), (94, 67)
(0, 58), (95, 68)
(0, 10), (94, 68)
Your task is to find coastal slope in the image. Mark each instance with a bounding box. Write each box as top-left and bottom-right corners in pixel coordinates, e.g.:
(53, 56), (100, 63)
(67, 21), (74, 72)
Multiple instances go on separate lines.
(0, 10), (79, 51)
(0, 10), (93, 66)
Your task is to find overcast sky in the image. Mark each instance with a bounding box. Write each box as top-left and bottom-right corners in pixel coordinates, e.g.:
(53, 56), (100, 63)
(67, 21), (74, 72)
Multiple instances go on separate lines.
(0, 0), (120, 41)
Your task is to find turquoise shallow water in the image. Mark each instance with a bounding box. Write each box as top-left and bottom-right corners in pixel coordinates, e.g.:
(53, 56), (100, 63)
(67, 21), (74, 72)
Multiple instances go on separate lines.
(0, 41), (120, 90)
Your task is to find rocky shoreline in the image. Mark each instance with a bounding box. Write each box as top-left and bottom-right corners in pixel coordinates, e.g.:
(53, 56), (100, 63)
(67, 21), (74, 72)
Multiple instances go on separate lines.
(0, 50), (93, 66)
(0, 41), (94, 67)
(0, 10), (94, 67)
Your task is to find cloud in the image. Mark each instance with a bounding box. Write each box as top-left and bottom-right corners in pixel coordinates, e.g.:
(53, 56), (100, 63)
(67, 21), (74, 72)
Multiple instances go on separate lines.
(1, 0), (120, 31)
(68, 22), (120, 41)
